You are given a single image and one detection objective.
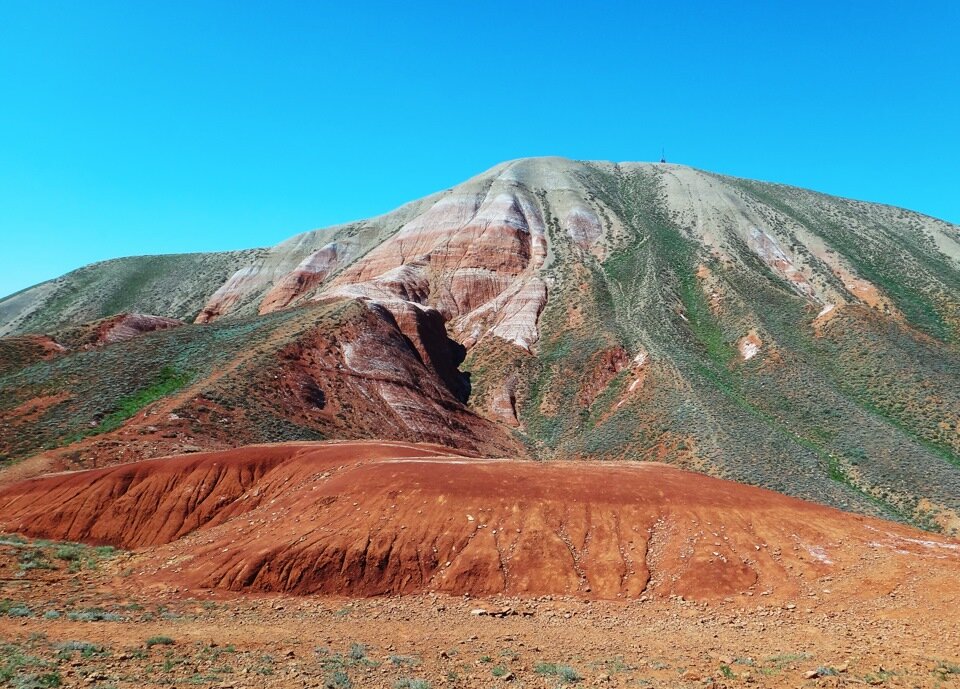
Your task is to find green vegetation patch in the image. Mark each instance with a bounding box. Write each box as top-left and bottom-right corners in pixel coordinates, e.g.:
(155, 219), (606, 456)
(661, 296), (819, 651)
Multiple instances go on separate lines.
(64, 365), (192, 443)
(534, 662), (582, 684)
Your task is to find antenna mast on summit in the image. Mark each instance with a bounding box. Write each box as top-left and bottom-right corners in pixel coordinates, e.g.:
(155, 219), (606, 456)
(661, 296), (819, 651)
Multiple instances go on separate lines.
(660, 148), (666, 164)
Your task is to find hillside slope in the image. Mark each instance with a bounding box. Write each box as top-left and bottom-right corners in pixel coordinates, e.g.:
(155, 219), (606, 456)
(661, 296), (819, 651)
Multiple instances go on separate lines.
(0, 299), (518, 477)
(2, 441), (958, 601)
(2, 158), (959, 531)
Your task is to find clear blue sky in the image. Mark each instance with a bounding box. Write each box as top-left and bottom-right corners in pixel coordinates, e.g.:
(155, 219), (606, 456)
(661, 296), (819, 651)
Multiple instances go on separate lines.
(2, 1), (958, 298)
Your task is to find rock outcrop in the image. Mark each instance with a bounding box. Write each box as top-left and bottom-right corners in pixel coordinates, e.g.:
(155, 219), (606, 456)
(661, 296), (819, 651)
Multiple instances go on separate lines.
(90, 313), (183, 346)
(322, 182), (550, 352)
(258, 243), (341, 314)
(195, 266), (264, 323)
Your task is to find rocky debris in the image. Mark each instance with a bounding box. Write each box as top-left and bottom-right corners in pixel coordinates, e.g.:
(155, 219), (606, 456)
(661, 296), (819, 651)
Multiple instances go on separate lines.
(737, 331), (762, 361)
(748, 228), (819, 300)
(468, 607), (527, 618)
(0, 525), (958, 689)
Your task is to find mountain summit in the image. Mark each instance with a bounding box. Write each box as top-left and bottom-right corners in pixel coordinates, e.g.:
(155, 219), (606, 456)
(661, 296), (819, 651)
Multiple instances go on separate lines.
(1, 158), (959, 532)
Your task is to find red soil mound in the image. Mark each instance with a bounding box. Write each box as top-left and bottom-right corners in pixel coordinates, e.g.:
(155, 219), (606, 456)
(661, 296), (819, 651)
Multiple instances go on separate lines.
(1, 441), (957, 601)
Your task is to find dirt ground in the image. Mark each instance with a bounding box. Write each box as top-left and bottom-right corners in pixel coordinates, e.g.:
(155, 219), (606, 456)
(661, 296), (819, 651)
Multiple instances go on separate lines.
(0, 536), (958, 689)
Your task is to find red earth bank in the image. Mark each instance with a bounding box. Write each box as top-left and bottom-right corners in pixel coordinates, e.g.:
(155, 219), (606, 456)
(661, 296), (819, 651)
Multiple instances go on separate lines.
(0, 441), (957, 603)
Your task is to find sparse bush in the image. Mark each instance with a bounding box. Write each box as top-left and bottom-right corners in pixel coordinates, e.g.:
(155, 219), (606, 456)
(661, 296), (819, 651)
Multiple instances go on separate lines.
(535, 662), (582, 683)
(145, 636), (175, 648)
(12, 672), (62, 688)
(54, 641), (105, 658)
(53, 545), (82, 562)
(389, 655), (420, 667)
(936, 661), (960, 675)
(18, 550), (53, 571)
(67, 608), (122, 622)
(326, 670), (352, 688)
(394, 680), (430, 689)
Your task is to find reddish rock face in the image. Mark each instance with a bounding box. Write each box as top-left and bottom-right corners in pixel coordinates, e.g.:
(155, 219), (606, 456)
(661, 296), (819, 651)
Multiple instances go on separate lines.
(456, 277), (547, 351)
(259, 243), (340, 315)
(0, 335), (66, 375)
(187, 161), (614, 356)
(323, 188), (549, 352)
(578, 346), (630, 406)
(564, 205), (603, 250)
(1, 441), (957, 601)
(489, 374), (520, 426)
(195, 266), (263, 323)
(92, 313), (183, 346)
(372, 299), (470, 402)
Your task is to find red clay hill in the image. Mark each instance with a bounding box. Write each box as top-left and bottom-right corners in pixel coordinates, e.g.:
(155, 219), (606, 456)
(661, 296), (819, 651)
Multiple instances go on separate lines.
(1, 441), (957, 603)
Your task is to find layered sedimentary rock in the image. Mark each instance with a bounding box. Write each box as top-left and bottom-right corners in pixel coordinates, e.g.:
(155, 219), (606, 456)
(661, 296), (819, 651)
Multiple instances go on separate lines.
(195, 266), (263, 323)
(259, 243), (341, 314)
(323, 184), (550, 352)
(91, 313), (183, 346)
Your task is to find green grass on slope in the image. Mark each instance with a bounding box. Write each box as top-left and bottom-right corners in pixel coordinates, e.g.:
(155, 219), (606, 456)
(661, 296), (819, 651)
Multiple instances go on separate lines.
(710, 243), (960, 526)
(11, 250), (265, 335)
(98, 257), (184, 316)
(585, 164), (735, 367)
(733, 180), (959, 343)
(62, 365), (193, 444)
(569, 166), (933, 524)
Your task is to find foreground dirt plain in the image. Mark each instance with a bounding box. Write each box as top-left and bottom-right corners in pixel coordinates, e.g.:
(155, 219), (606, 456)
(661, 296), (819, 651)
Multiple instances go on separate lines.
(0, 441), (958, 687)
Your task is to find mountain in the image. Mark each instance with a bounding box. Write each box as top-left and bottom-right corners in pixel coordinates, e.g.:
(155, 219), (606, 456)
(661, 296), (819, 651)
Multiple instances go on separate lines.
(1, 158), (959, 532)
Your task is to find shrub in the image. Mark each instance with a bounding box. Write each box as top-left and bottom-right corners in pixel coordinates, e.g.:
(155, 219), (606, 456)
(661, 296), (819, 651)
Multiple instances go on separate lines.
(67, 608), (122, 622)
(12, 672), (62, 688)
(394, 680), (430, 689)
(145, 636), (175, 648)
(17, 550), (53, 571)
(534, 662), (582, 684)
(326, 670), (352, 688)
(389, 655), (420, 667)
(54, 641), (105, 658)
(53, 545), (82, 562)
